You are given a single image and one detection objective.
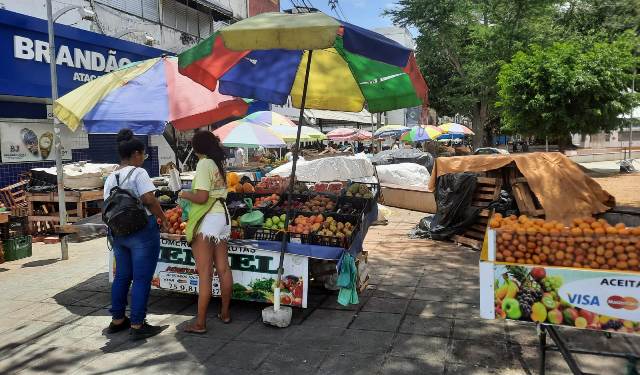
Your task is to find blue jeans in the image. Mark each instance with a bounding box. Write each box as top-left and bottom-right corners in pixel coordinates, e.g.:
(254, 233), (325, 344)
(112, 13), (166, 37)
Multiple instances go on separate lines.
(110, 217), (160, 324)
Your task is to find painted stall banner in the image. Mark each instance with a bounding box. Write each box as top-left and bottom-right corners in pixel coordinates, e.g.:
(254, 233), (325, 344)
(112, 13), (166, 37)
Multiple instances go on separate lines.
(488, 264), (640, 335)
(0, 121), (72, 162)
(111, 238), (308, 308)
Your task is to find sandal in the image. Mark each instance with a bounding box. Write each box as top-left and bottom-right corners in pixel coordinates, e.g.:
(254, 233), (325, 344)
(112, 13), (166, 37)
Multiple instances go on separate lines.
(183, 322), (207, 334)
(217, 313), (232, 324)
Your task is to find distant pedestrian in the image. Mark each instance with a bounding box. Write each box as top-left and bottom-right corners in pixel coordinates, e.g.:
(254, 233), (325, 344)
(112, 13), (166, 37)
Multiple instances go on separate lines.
(234, 147), (245, 167)
(104, 129), (168, 341)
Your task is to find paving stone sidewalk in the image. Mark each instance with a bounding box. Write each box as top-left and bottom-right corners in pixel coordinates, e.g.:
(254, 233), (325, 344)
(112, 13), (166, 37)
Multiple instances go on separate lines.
(1, 208), (639, 374)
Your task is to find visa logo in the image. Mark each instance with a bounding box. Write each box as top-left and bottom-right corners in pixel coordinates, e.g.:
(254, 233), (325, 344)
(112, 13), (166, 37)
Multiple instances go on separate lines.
(568, 293), (600, 306)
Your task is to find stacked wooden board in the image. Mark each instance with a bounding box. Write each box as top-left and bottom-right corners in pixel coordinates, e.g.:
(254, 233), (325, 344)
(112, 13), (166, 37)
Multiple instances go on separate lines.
(452, 164), (546, 250)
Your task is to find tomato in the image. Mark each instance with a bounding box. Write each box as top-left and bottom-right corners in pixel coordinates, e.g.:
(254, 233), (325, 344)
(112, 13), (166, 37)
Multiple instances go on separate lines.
(281, 294), (292, 305)
(293, 297), (302, 306)
(292, 285), (303, 298)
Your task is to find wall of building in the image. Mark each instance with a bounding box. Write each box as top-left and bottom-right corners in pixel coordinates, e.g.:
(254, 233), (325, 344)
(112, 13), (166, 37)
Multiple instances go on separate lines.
(1, 0), (247, 53)
(248, 0), (279, 16)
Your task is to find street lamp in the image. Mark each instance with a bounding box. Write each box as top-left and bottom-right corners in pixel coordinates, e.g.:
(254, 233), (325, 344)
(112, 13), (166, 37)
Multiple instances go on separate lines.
(114, 30), (156, 46)
(46, 2), (95, 260)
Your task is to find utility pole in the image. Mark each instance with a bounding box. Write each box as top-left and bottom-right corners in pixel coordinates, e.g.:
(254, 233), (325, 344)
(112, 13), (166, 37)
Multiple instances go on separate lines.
(46, 0), (69, 260)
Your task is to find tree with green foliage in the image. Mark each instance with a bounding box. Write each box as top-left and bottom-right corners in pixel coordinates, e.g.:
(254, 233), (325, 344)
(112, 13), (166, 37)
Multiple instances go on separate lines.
(386, 0), (559, 147)
(386, 0), (638, 147)
(496, 34), (638, 149)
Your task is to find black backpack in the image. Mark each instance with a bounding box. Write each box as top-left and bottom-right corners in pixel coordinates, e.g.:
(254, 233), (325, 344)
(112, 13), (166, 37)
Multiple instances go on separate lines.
(103, 168), (149, 236)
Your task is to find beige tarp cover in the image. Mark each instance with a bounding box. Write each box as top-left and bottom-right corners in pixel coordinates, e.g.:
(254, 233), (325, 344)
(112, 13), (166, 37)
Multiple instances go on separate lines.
(427, 152), (615, 222)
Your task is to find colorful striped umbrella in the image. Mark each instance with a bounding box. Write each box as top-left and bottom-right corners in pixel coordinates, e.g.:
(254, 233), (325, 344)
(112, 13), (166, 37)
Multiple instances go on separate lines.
(244, 111), (296, 127)
(178, 12), (428, 114)
(438, 123), (475, 135)
(54, 57), (248, 135)
(400, 125), (443, 142)
(373, 125), (411, 139)
(213, 121), (286, 148)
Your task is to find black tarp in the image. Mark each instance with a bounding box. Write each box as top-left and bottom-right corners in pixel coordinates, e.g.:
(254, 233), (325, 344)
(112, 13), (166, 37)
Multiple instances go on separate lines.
(411, 173), (479, 240)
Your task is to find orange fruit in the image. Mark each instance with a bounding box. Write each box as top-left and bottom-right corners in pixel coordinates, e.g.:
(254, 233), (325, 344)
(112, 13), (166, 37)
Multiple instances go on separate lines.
(615, 223), (626, 229)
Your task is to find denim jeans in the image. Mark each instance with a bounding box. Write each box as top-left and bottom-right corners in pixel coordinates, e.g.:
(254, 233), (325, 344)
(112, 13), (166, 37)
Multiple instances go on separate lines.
(109, 217), (160, 324)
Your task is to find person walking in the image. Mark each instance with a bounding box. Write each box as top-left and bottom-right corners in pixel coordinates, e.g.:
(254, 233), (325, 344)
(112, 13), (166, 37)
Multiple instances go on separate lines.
(180, 131), (233, 334)
(104, 129), (168, 340)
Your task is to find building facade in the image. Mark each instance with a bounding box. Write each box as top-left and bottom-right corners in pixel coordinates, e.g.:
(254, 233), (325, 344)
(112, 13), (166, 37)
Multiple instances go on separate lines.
(0, 1), (278, 187)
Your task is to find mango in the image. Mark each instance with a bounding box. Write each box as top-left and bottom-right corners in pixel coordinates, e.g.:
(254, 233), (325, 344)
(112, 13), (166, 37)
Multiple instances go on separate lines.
(531, 302), (547, 323)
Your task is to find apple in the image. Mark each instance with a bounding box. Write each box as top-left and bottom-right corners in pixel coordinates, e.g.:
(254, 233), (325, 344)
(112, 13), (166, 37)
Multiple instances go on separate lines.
(531, 267), (546, 280)
(563, 308), (579, 325)
(578, 309), (597, 325)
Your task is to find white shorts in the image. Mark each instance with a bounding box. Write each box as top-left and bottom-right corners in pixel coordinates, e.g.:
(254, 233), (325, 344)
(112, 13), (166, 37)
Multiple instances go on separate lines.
(196, 213), (231, 243)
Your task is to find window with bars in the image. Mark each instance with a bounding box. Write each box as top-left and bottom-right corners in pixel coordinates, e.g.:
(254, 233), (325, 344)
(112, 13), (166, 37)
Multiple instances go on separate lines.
(161, 0), (216, 38)
(96, 0), (160, 22)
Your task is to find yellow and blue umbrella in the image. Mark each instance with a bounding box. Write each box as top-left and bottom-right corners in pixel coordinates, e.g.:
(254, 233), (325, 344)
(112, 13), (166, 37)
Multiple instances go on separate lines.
(53, 57), (248, 135)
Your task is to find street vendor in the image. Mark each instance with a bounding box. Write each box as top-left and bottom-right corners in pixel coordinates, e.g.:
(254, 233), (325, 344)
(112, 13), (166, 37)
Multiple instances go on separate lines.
(179, 131), (233, 334)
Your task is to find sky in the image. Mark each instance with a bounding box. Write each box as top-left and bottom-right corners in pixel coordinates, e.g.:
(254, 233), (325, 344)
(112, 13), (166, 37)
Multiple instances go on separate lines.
(280, 0), (400, 31)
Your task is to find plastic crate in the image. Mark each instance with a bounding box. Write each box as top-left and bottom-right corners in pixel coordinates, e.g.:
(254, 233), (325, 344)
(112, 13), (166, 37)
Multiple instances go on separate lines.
(3, 235), (32, 261)
(309, 214), (359, 249)
(253, 228), (285, 242)
(0, 216), (28, 240)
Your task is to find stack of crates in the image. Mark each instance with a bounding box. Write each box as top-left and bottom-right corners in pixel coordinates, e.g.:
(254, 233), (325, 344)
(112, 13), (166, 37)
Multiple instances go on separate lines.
(0, 216), (31, 262)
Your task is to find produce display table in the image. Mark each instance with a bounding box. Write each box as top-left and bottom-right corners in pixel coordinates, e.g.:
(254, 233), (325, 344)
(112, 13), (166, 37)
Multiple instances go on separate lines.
(108, 198), (377, 309)
(480, 216), (640, 374)
(26, 190), (103, 233)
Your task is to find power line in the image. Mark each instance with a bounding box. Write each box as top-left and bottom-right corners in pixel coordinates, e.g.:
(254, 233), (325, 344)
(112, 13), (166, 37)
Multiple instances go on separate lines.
(336, 1), (349, 22)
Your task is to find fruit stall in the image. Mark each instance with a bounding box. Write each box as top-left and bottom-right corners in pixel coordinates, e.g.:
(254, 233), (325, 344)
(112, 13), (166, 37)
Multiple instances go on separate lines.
(480, 214), (640, 374)
(109, 173), (378, 309)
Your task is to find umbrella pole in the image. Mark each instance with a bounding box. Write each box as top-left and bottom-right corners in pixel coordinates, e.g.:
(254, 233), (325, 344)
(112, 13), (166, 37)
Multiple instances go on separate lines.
(275, 50), (313, 312)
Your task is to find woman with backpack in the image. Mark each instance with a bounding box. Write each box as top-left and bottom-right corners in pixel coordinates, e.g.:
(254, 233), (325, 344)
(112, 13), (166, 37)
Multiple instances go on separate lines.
(103, 129), (169, 340)
(179, 131), (233, 334)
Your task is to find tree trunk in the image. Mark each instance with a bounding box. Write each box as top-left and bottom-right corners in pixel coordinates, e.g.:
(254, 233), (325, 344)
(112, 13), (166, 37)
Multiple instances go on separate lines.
(471, 100), (488, 149)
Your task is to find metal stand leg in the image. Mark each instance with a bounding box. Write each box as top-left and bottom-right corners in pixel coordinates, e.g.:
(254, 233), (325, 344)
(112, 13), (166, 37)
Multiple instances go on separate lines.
(539, 324), (547, 375)
(546, 325), (584, 375)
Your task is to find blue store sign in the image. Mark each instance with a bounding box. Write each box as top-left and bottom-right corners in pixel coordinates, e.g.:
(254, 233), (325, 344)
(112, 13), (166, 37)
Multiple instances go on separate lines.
(0, 9), (167, 99)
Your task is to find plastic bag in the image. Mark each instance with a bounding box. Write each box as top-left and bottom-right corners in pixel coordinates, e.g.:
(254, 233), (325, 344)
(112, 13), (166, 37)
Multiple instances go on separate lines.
(428, 173), (480, 240)
(179, 197), (191, 222)
(487, 190), (519, 217)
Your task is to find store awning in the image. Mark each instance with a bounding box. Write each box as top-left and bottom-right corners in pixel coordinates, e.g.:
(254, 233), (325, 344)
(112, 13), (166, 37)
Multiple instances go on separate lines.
(305, 108), (373, 124)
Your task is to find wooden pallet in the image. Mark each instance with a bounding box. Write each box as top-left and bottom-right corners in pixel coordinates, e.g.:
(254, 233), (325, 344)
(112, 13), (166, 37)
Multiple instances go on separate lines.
(0, 180), (29, 217)
(511, 177), (544, 217)
(452, 175), (501, 250)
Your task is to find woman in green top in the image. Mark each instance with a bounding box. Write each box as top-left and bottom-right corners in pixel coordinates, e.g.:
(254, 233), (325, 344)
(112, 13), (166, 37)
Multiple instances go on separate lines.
(179, 131), (232, 333)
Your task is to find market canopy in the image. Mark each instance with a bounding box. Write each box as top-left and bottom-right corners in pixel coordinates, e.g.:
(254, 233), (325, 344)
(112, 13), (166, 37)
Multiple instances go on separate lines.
(178, 12), (428, 114)
(373, 125), (410, 139)
(54, 56), (248, 135)
(213, 121), (286, 148)
(400, 125), (442, 142)
(438, 122), (474, 135)
(327, 128), (372, 141)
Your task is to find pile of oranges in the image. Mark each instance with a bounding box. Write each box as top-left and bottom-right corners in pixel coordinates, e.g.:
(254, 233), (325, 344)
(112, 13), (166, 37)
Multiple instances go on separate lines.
(489, 214), (640, 271)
